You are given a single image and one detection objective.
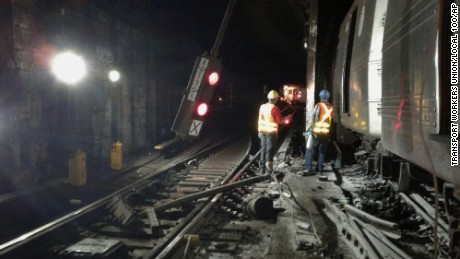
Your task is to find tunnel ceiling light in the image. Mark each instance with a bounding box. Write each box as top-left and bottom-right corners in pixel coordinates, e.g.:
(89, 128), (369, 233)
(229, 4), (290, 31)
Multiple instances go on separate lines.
(109, 70), (120, 82)
(51, 51), (86, 85)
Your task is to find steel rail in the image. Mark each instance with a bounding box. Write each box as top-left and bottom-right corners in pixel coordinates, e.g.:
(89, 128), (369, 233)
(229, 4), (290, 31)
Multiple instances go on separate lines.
(135, 135), (254, 258)
(409, 193), (450, 233)
(344, 204), (401, 239)
(0, 135), (237, 256)
(153, 174), (269, 213)
(323, 199), (380, 259)
(351, 216), (411, 259)
(149, 136), (261, 259)
(361, 228), (407, 259)
(400, 193), (449, 243)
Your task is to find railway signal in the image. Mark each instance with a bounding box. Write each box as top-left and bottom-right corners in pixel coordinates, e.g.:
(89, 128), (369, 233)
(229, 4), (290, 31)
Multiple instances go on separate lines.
(207, 71), (219, 86)
(198, 57), (222, 104)
(172, 0), (231, 139)
(196, 102), (209, 117)
(171, 54), (222, 138)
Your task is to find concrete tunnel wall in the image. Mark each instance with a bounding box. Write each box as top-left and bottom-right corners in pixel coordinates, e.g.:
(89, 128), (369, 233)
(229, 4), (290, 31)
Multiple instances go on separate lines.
(0, 1), (173, 190)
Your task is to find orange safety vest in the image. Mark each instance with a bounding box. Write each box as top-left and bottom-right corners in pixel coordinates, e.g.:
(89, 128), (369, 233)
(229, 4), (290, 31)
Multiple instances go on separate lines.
(312, 103), (333, 135)
(258, 103), (278, 134)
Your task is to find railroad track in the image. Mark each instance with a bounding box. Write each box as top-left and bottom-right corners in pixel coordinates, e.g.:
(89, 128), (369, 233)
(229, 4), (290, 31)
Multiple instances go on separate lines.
(329, 164), (457, 258)
(0, 133), (264, 258)
(3, 113), (451, 258)
(0, 137), (212, 245)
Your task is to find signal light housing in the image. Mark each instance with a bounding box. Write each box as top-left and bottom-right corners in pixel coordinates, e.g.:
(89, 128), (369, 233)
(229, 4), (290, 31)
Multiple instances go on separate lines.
(171, 54), (222, 138)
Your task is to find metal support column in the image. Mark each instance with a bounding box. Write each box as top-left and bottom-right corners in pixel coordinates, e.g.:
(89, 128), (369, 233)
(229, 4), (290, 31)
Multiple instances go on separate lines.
(305, 0), (318, 131)
(210, 0), (237, 57)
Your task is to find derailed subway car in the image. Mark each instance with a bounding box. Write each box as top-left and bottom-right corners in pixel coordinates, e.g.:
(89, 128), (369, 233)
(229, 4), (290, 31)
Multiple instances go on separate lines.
(381, 0), (455, 186)
(333, 0), (386, 141)
(333, 0), (456, 189)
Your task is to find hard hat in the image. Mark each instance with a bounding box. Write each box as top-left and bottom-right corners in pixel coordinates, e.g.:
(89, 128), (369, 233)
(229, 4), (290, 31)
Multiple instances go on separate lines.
(267, 90), (279, 99)
(319, 89), (330, 100)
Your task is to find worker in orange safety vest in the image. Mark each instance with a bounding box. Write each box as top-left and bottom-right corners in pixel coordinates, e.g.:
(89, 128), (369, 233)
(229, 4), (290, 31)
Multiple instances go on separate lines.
(301, 89), (334, 176)
(258, 90), (291, 174)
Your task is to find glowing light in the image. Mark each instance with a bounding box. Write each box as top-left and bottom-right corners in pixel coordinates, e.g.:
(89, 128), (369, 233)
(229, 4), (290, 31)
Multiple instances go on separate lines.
(51, 51), (86, 84)
(109, 70), (120, 82)
(197, 103), (208, 116)
(208, 72), (219, 86)
(218, 97), (223, 102)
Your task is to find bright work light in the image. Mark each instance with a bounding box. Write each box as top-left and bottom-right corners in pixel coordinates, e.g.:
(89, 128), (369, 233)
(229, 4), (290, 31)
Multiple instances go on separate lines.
(109, 70), (120, 82)
(51, 51), (86, 84)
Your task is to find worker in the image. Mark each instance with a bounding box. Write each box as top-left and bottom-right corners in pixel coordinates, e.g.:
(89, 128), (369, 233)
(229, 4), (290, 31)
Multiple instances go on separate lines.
(302, 89), (334, 175)
(258, 90), (291, 174)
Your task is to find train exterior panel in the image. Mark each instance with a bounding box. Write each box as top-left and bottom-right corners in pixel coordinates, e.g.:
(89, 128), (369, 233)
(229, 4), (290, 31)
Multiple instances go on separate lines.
(333, 0), (386, 139)
(381, 0), (457, 184)
(332, 9), (351, 124)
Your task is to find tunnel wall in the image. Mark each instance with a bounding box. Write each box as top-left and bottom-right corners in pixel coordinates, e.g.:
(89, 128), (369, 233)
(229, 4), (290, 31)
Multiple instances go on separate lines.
(0, 0), (167, 189)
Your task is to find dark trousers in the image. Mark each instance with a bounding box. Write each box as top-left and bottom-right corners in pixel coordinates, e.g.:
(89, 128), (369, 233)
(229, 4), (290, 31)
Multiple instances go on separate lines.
(305, 138), (328, 171)
(259, 132), (277, 170)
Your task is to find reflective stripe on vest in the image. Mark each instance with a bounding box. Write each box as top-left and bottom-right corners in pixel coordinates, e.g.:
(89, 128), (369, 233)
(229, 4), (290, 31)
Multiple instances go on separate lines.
(312, 103), (333, 135)
(258, 103), (278, 134)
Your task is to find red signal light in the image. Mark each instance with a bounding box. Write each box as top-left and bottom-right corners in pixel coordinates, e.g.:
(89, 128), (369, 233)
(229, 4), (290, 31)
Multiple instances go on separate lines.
(208, 72), (219, 86)
(196, 103), (208, 116)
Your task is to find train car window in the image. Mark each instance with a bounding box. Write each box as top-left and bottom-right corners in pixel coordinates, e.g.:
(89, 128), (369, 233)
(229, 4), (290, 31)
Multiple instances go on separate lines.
(343, 10), (358, 114)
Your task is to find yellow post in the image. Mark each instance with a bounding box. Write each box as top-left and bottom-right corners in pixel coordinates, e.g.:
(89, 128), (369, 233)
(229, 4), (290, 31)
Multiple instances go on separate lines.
(68, 150), (86, 186)
(111, 141), (123, 170)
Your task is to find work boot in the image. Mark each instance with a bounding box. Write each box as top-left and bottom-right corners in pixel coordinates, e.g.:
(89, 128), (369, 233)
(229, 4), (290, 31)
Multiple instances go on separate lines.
(266, 161), (273, 174)
(259, 162), (266, 174)
(297, 169), (314, 176)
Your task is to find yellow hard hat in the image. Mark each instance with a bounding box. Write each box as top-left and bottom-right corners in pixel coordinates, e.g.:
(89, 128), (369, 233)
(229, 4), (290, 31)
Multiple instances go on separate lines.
(267, 90), (279, 99)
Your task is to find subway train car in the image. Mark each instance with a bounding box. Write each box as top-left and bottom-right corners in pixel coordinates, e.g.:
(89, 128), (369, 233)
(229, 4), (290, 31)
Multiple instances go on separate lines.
(333, 0), (386, 140)
(333, 0), (456, 189)
(282, 84), (306, 105)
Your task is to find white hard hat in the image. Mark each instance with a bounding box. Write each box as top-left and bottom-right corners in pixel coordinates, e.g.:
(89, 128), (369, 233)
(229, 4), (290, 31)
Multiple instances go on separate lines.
(267, 90), (279, 99)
